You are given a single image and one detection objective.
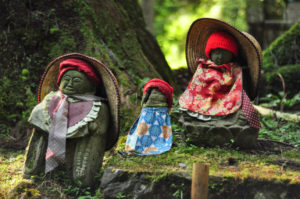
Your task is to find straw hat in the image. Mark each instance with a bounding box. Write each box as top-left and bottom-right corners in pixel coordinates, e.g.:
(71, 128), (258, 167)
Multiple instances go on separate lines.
(186, 18), (262, 100)
(37, 53), (120, 150)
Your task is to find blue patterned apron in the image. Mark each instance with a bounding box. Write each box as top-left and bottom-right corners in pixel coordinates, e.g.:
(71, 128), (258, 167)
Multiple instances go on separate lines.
(125, 107), (172, 155)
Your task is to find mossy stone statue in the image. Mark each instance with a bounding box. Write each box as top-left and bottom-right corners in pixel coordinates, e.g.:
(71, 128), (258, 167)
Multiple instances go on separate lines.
(23, 53), (120, 187)
(179, 18), (262, 148)
(125, 79), (174, 155)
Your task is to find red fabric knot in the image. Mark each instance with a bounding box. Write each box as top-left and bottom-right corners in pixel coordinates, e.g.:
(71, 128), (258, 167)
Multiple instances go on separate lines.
(57, 58), (100, 85)
(143, 78), (174, 109)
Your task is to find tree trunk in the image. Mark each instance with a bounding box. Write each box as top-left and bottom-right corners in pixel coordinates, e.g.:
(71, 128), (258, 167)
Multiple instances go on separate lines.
(141, 0), (154, 34)
(0, 0), (177, 133)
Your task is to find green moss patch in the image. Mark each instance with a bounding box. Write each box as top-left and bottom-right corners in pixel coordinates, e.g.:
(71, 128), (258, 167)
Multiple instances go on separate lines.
(260, 20), (300, 98)
(264, 64), (300, 98)
(104, 136), (300, 184)
(0, 148), (24, 198)
(263, 20), (300, 71)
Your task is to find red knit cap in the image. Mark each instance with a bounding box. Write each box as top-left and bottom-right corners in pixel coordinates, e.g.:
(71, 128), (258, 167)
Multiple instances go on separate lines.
(143, 78), (173, 108)
(205, 32), (238, 58)
(57, 59), (100, 85)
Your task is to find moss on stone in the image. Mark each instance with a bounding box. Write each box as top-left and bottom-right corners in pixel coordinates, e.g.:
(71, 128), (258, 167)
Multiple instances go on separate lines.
(0, 0), (176, 137)
(261, 20), (300, 97)
(264, 64), (300, 97)
(263, 20), (300, 71)
(103, 137), (300, 184)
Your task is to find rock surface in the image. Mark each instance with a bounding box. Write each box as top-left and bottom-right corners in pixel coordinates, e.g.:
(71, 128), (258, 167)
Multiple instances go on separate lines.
(99, 168), (300, 199)
(100, 168), (191, 199)
(179, 110), (259, 149)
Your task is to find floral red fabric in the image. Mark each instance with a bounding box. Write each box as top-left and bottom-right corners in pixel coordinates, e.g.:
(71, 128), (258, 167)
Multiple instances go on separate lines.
(179, 59), (242, 116)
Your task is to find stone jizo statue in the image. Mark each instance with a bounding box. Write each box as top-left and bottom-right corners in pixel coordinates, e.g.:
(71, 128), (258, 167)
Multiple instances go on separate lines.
(179, 18), (262, 148)
(125, 79), (174, 155)
(23, 54), (120, 187)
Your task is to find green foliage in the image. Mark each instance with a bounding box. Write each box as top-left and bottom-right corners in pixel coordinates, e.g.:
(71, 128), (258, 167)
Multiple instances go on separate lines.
(114, 135), (127, 152)
(257, 91), (300, 147)
(48, 31), (77, 59)
(259, 117), (300, 147)
(172, 183), (185, 199)
(104, 143), (300, 184)
(259, 92), (300, 109)
(63, 183), (92, 198)
(263, 20), (300, 71)
(0, 1), (82, 138)
(261, 19), (300, 97)
(154, 0), (247, 69)
(263, 64), (300, 98)
(116, 192), (127, 199)
(0, 72), (36, 138)
(37, 169), (95, 197)
(94, 189), (105, 199)
(175, 144), (205, 154)
(120, 107), (138, 134)
(262, 0), (286, 20)
(136, 77), (151, 99)
(0, 148), (24, 197)
(218, 0), (247, 30)
(170, 96), (184, 130)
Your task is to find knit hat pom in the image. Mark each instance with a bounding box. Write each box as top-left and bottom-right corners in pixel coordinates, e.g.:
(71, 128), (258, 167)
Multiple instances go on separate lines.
(205, 32), (238, 58)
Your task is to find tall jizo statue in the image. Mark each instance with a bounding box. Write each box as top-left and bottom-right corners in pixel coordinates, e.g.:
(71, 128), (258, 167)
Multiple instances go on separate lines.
(179, 18), (262, 148)
(23, 53), (120, 187)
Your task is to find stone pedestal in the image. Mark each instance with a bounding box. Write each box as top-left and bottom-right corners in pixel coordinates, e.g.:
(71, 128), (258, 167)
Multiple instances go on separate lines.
(179, 110), (259, 148)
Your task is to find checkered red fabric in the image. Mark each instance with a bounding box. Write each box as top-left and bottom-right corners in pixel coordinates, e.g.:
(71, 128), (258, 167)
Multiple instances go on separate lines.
(242, 91), (261, 129)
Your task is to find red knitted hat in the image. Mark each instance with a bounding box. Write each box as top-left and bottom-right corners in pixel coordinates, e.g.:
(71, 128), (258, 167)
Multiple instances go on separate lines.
(205, 32), (238, 58)
(57, 58), (100, 85)
(143, 78), (173, 108)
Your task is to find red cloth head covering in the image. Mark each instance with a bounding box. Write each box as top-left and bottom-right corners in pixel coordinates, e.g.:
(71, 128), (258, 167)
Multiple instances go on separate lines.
(143, 78), (173, 108)
(57, 59), (100, 85)
(205, 32), (238, 59)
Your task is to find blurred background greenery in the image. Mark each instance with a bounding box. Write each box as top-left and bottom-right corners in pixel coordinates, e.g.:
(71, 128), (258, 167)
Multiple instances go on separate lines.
(1, 0), (299, 147)
(141, 0), (288, 69)
(145, 0), (248, 69)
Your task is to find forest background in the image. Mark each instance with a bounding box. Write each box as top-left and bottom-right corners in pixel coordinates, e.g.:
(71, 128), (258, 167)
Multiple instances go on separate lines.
(0, 0), (299, 146)
(0, 0), (300, 197)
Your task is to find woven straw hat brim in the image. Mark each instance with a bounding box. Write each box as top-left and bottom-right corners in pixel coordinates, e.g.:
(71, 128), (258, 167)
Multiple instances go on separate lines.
(38, 53), (120, 150)
(186, 18), (262, 99)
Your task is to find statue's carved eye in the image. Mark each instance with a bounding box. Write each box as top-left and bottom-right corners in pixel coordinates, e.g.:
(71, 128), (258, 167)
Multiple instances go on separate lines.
(62, 75), (71, 81)
(73, 77), (83, 83)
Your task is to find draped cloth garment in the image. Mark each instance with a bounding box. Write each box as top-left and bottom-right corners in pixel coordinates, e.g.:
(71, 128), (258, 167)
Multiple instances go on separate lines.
(28, 91), (104, 173)
(179, 59), (261, 129)
(179, 59), (243, 116)
(125, 107), (172, 155)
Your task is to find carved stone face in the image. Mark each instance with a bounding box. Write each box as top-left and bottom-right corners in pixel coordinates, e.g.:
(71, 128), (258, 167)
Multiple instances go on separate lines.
(143, 88), (168, 107)
(59, 70), (96, 95)
(210, 48), (234, 65)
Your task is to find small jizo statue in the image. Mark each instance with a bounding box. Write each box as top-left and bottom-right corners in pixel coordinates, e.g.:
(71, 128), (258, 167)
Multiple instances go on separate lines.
(125, 79), (174, 155)
(24, 54), (120, 187)
(179, 18), (262, 148)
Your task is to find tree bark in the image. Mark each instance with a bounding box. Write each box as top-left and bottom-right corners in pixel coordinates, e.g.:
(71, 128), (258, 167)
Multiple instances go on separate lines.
(0, 0), (177, 133)
(141, 0), (154, 34)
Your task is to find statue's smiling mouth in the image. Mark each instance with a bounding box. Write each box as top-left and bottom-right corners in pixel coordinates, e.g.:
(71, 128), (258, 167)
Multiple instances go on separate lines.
(65, 86), (74, 90)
